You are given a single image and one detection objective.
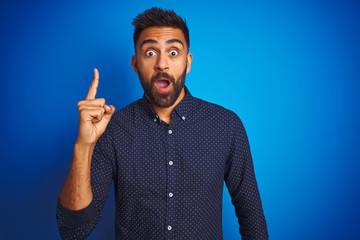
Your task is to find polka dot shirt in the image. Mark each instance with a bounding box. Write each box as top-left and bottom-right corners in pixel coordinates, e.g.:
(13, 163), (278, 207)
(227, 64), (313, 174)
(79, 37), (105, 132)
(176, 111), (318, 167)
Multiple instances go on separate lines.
(56, 87), (268, 240)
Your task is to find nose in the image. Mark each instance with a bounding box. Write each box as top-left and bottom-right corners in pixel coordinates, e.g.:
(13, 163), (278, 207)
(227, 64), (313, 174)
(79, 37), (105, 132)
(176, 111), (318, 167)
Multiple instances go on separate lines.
(155, 52), (169, 72)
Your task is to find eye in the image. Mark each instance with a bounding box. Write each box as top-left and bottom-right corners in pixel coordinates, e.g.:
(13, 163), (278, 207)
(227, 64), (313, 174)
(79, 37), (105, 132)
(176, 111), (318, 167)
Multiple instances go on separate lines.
(145, 50), (156, 56)
(169, 50), (178, 56)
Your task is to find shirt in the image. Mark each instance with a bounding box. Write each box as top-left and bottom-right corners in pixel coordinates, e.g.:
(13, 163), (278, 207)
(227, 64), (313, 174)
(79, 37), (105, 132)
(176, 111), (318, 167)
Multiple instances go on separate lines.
(56, 87), (268, 240)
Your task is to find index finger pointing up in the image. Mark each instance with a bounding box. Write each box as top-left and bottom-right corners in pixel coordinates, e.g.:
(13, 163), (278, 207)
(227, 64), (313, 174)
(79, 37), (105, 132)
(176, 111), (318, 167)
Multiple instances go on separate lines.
(86, 68), (99, 100)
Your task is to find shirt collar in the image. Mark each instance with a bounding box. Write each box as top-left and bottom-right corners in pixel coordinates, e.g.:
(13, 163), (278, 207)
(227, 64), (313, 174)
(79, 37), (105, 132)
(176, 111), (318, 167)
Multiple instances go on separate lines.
(139, 86), (193, 121)
(173, 86), (193, 121)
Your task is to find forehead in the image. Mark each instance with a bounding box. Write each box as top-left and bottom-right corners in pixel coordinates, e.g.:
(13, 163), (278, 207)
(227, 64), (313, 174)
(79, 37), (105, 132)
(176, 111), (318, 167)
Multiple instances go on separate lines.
(137, 27), (186, 48)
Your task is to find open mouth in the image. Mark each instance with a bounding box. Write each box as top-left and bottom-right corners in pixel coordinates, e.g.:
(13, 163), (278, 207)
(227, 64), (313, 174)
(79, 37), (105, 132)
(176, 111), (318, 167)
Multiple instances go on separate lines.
(155, 78), (171, 90)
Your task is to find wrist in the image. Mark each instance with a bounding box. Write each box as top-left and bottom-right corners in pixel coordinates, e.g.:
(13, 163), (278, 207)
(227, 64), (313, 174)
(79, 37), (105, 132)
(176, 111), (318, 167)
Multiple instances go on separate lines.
(75, 139), (95, 149)
(73, 141), (96, 163)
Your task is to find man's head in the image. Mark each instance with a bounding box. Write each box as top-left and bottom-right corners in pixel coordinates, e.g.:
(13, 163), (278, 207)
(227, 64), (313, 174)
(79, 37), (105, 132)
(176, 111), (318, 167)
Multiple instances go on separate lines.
(131, 7), (192, 108)
(132, 7), (190, 53)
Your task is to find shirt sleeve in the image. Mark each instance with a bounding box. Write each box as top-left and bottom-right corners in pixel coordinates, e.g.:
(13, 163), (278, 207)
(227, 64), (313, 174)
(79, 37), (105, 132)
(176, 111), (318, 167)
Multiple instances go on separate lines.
(56, 125), (115, 240)
(224, 114), (269, 240)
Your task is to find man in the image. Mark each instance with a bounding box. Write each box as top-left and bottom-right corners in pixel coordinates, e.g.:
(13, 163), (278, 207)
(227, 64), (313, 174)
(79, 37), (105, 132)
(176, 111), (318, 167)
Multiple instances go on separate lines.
(57, 7), (268, 240)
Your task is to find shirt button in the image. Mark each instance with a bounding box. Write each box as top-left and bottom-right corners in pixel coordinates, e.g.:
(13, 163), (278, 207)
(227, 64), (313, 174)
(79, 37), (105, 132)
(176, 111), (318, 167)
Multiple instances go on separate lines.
(168, 130), (172, 134)
(169, 192), (173, 197)
(154, 118), (157, 122)
(167, 226), (172, 231)
(182, 116), (186, 120)
(169, 161), (173, 166)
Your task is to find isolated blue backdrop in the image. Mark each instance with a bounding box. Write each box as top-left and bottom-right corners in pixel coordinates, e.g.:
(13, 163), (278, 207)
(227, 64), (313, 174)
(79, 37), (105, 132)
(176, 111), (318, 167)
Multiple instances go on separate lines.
(1, 0), (359, 239)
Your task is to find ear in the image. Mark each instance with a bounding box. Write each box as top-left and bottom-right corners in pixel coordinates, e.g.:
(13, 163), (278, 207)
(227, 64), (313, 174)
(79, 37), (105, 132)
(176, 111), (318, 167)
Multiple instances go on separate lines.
(186, 53), (193, 74)
(131, 55), (138, 74)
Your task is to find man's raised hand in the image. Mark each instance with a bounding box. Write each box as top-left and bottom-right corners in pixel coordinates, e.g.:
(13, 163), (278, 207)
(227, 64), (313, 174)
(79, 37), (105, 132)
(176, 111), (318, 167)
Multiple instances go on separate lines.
(76, 68), (115, 146)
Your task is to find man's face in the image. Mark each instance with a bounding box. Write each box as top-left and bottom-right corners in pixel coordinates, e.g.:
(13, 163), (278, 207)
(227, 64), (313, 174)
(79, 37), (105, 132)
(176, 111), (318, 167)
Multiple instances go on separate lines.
(132, 27), (192, 108)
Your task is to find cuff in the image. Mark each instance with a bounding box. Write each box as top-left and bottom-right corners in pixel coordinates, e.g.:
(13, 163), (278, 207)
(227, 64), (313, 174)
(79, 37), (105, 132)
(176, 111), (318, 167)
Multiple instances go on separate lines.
(56, 199), (96, 228)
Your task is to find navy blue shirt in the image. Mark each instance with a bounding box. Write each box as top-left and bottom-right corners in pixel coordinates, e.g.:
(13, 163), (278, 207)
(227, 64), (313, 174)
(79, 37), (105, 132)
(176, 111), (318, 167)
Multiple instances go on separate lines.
(56, 87), (268, 239)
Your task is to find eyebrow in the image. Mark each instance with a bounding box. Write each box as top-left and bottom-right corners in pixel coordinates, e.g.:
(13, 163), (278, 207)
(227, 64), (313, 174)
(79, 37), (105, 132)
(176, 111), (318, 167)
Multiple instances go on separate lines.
(140, 38), (184, 48)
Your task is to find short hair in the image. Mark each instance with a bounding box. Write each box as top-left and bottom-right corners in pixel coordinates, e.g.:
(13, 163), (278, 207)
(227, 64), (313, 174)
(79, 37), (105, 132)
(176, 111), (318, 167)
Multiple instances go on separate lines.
(132, 7), (190, 51)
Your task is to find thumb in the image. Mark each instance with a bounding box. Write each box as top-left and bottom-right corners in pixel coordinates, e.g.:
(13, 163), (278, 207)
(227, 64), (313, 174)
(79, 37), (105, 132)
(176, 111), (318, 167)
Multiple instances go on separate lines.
(104, 105), (115, 119)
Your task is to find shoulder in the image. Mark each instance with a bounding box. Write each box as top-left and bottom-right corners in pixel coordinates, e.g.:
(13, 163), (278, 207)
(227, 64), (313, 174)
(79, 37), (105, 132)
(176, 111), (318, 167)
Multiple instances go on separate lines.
(190, 96), (249, 147)
(103, 99), (141, 135)
(191, 96), (243, 125)
(112, 99), (140, 120)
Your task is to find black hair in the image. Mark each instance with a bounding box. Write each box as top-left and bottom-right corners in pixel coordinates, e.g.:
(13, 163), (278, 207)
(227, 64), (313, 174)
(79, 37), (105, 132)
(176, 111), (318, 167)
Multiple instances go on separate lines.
(132, 7), (190, 51)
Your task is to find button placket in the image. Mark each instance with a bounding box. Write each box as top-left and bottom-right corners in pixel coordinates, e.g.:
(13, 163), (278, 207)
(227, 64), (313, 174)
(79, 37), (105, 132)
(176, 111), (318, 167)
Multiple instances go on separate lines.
(165, 123), (177, 239)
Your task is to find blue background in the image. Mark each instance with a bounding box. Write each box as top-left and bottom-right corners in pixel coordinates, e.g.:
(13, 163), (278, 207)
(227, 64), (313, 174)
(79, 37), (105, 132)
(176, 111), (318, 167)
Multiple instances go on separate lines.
(1, 0), (359, 239)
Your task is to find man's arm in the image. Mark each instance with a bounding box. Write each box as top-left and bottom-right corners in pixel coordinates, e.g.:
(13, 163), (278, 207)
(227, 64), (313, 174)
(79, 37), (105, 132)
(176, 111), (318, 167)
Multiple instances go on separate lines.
(56, 69), (115, 239)
(59, 143), (94, 211)
(224, 114), (268, 240)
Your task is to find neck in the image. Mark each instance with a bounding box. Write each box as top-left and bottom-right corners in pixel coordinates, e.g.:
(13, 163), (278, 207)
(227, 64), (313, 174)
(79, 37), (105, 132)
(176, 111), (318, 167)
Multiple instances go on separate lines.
(147, 88), (185, 124)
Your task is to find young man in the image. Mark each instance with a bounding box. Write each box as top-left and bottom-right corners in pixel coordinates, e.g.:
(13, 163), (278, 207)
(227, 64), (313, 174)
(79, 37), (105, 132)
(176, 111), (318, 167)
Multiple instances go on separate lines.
(57, 7), (268, 240)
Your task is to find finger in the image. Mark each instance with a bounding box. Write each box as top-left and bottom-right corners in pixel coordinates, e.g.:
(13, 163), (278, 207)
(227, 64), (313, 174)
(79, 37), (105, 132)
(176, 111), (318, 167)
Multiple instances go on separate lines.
(85, 68), (99, 100)
(78, 98), (106, 108)
(103, 105), (115, 121)
(104, 105), (115, 114)
(104, 104), (111, 113)
(79, 108), (105, 122)
(78, 105), (106, 114)
(90, 112), (103, 123)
